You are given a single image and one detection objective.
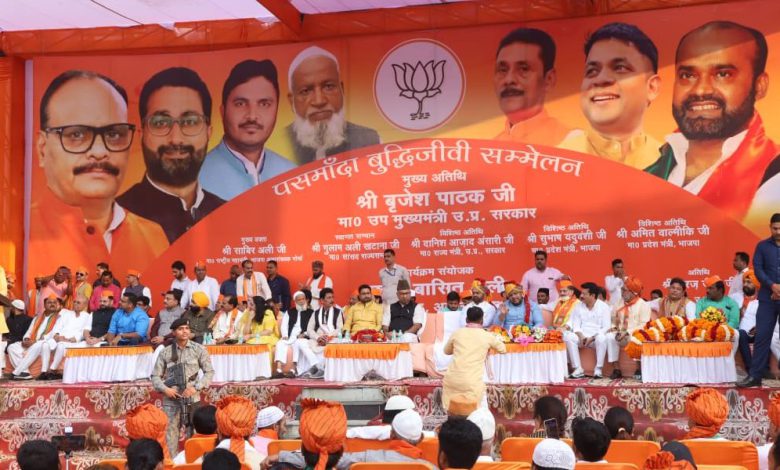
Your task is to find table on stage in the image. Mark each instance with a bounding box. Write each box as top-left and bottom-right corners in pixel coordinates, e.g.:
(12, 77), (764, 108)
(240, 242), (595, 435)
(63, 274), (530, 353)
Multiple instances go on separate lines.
(63, 346), (154, 384)
(324, 342), (413, 382)
(487, 342), (568, 384)
(206, 344), (272, 382)
(642, 342), (736, 384)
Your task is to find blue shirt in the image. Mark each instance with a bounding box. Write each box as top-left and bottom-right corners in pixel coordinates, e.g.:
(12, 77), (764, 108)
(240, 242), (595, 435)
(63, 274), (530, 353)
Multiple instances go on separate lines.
(754, 237), (780, 302)
(267, 275), (292, 311)
(200, 140), (297, 201)
(220, 278), (237, 297)
(493, 299), (543, 329)
(108, 306), (150, 341)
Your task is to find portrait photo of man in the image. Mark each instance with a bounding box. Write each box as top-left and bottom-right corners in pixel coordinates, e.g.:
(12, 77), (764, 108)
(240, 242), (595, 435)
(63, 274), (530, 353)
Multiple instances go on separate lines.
(492, 27), (570, 146)
(200, 59), (297, 201)
(30, 70), (168, 276)
(285, 45), (380, 165)
(559, 22), (662, 169)
(645, 21), (779, 224)
(117, 67), (224, 243)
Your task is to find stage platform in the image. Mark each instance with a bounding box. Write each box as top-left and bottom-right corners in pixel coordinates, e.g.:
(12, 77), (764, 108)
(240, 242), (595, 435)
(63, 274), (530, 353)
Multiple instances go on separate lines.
(0, 376), (776, 469)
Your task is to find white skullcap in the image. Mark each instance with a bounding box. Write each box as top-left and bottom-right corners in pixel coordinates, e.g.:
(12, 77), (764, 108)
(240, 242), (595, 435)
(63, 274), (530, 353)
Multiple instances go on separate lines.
(256, 406), (284, 429)
(392, 409), (423, 442)
(467, 408), (496, 441)
(386, 395), (415, 411)
(533, 438), (575, 470)
(287, 45), (341, 90)
(11, 299), (25, 310)
(292, 290), (305, 300)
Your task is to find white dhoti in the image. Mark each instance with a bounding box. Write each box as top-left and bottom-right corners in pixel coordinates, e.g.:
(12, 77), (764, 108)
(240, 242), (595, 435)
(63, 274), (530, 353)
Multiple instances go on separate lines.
(8, 340), (53, 375)
(565, 332), (607, 371)
(295, 338), (321, 373)
(274, 339), (299, 364)
(605, 332), (629, 363)
(50, 341), (89, 370)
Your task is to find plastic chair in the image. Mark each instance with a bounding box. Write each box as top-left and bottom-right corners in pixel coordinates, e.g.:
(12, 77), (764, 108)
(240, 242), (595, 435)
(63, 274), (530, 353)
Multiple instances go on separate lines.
(99, 459), (126, 469)
(417, 437), (439, 465)
(267, 439), (302, 456)
(345, 438), (395, 452)
(603, 440), (660, 468)
(680, 439), (759, 470)
(184, 435), (218, 462)
(350, 463), (432, 469)
(500, 437), (573, 463)
(575, 464), (639, 470)
(473, 463), (532, 469)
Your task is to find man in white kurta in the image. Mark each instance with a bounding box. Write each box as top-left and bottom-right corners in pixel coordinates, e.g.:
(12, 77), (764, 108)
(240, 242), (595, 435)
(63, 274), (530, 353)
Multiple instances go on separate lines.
(302, 260), (333, 310)
(463, 279), (497, 327)
(48, 295), (93, 377)
(297, 288), (343, 377)
(604, 259), (625, 307)
(606, 277), (651, 380)
(183, 261), (220, 309)
(8, 295), (66, 380)
(434, 293), (466, 372)
(212, 296), (244, 343)
(565, 283), (611, 379)
(236, 260), (272, 300)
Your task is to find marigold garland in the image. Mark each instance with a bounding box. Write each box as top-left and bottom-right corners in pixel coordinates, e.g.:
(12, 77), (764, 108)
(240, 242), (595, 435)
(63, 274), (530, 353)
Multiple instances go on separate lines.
(543, 329), (563, 343)
(623, 315), (731, 359)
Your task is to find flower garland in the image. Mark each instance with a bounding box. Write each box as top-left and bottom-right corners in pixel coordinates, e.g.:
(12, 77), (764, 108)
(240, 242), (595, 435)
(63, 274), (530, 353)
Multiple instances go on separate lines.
(542, 329), (563, 343)
(351, 329), (386, 343)
(624, 313), (735, 359)
(625, 315), (689, 359)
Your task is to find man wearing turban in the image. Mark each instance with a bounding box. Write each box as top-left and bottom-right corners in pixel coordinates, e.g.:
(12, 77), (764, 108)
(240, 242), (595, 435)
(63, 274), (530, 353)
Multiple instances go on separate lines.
(493, 281), (543, 331)
(758, 395), (780, 470)
(463, 278), (498, 327)
(606, 276), (651, 379)
(215, 395), (262, 468)
(738, 269), (762, 375)
(696, 275), (741, 330)
(181, 290), (216, 343)
(683, 388), (729, 439)
(126, 403), (172, 464)
(299, 398), (347, 470)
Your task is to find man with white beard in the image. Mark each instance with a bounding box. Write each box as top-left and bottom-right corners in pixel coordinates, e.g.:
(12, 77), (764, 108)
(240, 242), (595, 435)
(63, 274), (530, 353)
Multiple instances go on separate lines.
(285, 46), (380, 165)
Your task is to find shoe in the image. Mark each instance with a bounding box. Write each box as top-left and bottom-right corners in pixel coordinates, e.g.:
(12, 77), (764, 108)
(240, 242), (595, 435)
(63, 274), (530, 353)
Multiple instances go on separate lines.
(737, 376), (762, 388)
(633, 369), (642, 380)
(48, 372), (63, 380)
(610, 369), (623, 380)
(593, 368), (603, 379)
(284, 370), (297, 378)
(272, 370), (284, 379)
(13, 373), (33, 381)
(311, 368), (325, 379)
(569, 367), (585, 379)
(36, 372), (51, 381)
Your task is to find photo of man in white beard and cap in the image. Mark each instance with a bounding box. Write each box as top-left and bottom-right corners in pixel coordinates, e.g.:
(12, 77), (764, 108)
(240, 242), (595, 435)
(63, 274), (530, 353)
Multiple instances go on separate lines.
(285, 46), (380, 165)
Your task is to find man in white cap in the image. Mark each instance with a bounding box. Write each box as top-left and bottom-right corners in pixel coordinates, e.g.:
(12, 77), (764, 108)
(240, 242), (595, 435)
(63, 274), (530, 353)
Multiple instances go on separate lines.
(2, 299), (32, 370)
(468, 408), (496, 462)
(347, 394), (415, 440)
(532, 438), (576, 470)
(250, 405), (286, 457)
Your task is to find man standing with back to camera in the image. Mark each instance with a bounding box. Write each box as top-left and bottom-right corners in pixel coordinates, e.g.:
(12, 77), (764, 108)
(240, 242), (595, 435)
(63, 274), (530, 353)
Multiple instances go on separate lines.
(151, 318), (214, 457)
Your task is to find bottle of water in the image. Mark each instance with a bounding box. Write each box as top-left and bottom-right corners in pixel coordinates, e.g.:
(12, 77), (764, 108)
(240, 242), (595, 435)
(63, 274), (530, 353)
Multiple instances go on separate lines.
(204, 332), (211, 345)
(238, 333), (244, 345)
(337, 329), (343, 343)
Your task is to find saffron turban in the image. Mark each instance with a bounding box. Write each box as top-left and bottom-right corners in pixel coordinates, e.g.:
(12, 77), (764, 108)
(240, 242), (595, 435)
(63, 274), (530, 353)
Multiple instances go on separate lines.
(216, 396), (258, 462)
(127, 269), (141, 278)
(471, 278), (488, 295)
(768, 395), (780, 428)
(299, 398), (347, 470)
(703, 275), (722, 288)
(556, 279), (573, 291)
(101, 290), (114, 299)
(126, 403), (170, 461)
(624, 276), (643, 295)
(684, 388), (728, 439)
(371, 288), (382, 297)
(194, 260), (207, 269)
(191, 291), (210, 308)
(448, 394), (478, 417)
(744, 269), (760, 289)
(503, 280), (520, 295)
(643, 451), (696, 470)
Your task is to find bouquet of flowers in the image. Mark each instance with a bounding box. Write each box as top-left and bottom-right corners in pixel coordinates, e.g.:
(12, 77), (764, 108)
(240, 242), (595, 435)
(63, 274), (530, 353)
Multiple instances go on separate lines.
(351, 329), (386, 343)
(531, 327), (548, 343)
(542, 329), (563, 344)
(488, 326), (511, 343)
(510, 324), (532, 339)
(700, 306), (726, 324)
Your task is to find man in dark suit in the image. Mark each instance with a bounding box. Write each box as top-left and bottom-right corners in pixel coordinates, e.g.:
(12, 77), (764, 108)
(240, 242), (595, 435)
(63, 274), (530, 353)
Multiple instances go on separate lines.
(286, 46), (380, 165)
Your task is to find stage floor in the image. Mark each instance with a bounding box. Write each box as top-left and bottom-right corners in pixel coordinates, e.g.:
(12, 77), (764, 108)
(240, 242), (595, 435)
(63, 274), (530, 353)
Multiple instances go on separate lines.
(0, 376), (776, 469)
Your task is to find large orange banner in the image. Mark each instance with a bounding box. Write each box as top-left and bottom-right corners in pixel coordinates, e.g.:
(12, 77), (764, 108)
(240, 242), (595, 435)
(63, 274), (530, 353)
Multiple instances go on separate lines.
(26, 0), (780, 305)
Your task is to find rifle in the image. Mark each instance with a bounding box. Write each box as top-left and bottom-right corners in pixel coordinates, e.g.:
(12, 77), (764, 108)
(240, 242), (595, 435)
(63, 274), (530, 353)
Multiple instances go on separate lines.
(163, 349), (199, 438)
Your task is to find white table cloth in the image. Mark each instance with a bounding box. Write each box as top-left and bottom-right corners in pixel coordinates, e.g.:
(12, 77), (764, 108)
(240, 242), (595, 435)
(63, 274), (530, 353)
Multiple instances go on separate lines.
(642, 342), (736, 384)
(323, 343), (413, 382)
(486, 343), (568, 384)
(206, 344), (272, 382)
(63, 346), (153, 384)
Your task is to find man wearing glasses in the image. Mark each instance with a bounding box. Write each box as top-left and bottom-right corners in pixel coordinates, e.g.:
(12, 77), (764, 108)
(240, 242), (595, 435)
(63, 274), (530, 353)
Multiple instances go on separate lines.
(117, 67), (224, 243)
(30, 70), (169, 280)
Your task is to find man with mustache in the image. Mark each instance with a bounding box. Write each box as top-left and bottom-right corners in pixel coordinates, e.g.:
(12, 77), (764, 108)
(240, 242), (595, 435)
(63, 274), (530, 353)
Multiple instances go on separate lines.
(559, 22), (662, 169)
(118, 67), (224, 243)
(200, 60), (296, 201)
(646, 21), (779, 228)
(30, 70), (168, 279)
(284, 46), (380, 165)
(493, 27), (570, 147)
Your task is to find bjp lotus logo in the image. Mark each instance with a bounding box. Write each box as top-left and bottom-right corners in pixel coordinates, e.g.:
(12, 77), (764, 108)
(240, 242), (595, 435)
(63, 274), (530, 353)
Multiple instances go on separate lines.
(375, 39), (465, 132)
(392, 60), (446, 121)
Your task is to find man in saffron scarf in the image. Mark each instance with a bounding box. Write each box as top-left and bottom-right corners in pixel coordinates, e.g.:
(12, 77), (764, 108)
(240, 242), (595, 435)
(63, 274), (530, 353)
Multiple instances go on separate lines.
(648, 277), (696, 320)
(7, 294), (65, 380)
(493, 280), (542, 331)
(607, 276), (651, 380)
(215, 396), (262, 468)
(683, 388), (729, 439)
(126, 403), (172, 465)
(566, 282), (611, 379)
(644, 21), (780, 233)
(463, 278), (498, 327)
(551, 280), (580, 331)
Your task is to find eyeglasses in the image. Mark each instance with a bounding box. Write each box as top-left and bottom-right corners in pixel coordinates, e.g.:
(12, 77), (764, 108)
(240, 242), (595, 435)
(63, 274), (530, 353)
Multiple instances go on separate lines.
(45, 124), (135, 154)
(144, 114), (208, 136)
(76, 272), (86, 276)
